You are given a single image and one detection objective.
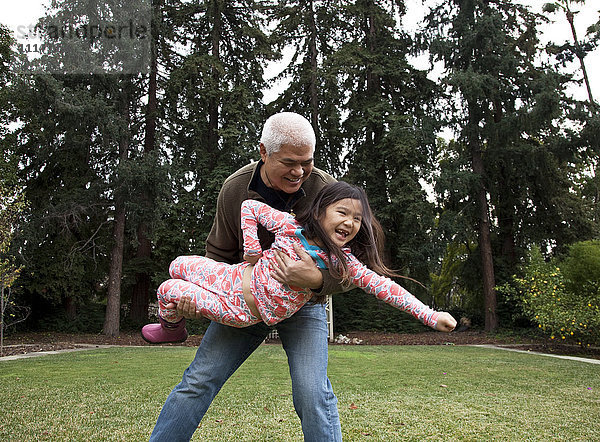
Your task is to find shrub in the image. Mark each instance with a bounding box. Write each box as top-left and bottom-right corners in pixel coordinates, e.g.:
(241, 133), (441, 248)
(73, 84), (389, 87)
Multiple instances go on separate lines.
(499, 245), (600, 347)
(561, 240), (600, 300)
(37, 301), (106, 333)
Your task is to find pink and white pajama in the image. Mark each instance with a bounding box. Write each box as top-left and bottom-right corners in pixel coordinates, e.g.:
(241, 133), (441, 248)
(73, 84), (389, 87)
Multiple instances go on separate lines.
(155, 199), (440, 329)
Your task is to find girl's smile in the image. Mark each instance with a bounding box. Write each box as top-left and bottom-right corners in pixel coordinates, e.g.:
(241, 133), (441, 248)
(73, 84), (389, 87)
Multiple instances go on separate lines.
(320, 198), (363, 247)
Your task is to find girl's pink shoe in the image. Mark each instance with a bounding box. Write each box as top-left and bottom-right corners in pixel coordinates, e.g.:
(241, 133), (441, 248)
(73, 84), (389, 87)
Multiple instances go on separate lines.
(142, 317), (188, 344)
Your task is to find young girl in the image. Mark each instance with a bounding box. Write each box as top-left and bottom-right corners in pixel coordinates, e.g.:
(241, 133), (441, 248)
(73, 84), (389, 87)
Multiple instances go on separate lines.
(142, 182), (456, 343)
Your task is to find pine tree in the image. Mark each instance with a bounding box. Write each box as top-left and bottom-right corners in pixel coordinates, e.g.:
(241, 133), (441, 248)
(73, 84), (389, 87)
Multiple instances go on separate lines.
(129, 0), (164, 324)
(161, 0), (273, 255)
(543, 0), (596, 106)
(337, 0), (439, 289)
(9, 0), (151, 333)
(270, 0), (347, 173)
(422, 0), (595, 329)
(543, 1), (600, 238)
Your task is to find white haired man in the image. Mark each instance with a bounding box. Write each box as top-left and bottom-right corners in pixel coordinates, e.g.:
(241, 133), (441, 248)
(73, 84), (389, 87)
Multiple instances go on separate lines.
(148, 112), (343, 441)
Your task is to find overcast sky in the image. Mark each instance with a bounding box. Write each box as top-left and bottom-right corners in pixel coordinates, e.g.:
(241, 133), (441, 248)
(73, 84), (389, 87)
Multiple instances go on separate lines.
(2, 0), (598, 103)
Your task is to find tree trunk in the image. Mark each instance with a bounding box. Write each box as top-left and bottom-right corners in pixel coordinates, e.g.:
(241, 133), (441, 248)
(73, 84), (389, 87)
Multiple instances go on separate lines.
(566, 9), (595, 106)
(64, 296), (77, 320)
(308, 0), (320, 148)
(103, 203), (126, 336)
(471, 142), (498, 331)
(208, 0), (221, 151)
(130, 222), (151, 322)
(130, 0), (160, 323)
(365, 5), (386, 193)
(103, 82), (130, 337)
(497, 172), (517, 268)
(493, 102), (517, 269)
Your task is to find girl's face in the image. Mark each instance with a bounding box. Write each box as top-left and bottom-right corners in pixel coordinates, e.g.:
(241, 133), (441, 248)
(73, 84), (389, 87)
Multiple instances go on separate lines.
(320, 198), (363, 247)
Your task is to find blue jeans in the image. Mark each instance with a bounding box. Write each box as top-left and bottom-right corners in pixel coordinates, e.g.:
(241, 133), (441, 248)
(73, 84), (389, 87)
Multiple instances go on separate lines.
(149, 303), (342, 441)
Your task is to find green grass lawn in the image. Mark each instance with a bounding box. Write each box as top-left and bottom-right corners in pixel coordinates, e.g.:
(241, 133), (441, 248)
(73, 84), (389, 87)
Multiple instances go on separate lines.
(1, 345), (598, 441)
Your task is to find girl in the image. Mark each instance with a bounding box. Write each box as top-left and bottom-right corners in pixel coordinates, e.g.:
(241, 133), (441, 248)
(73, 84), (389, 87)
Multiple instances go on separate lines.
(142, 182), (456, 343)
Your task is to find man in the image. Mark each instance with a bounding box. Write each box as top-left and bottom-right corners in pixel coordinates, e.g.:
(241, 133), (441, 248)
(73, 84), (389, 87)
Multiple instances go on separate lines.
(149, 112), (343, 441)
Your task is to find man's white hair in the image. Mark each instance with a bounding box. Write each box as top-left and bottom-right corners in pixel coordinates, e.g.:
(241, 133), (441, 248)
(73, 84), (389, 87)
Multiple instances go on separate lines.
(260, 112), (316, 155)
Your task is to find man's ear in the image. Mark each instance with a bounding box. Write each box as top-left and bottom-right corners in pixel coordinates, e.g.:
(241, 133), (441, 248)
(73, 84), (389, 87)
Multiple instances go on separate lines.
(259, 143), (268, 161)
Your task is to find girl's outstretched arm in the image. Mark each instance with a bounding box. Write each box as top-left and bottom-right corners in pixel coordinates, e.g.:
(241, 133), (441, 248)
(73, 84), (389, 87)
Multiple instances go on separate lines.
(344, 253), (456, 331)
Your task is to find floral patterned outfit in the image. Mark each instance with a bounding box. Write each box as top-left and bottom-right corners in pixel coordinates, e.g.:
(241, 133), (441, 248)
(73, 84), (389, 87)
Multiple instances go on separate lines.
(157, 200), (439, 328)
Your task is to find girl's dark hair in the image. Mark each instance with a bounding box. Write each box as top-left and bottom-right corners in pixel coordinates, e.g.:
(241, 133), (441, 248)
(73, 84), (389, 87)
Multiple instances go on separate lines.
(296, 182), (397, 289)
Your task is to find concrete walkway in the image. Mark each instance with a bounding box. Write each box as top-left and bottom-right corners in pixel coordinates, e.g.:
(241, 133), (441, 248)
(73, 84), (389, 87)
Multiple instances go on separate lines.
(0, 344), (121, 362)
(470, 344), (600, 365)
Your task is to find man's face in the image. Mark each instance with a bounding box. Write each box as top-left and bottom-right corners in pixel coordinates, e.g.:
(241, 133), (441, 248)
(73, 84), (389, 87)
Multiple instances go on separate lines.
(260, 142), (314, 194)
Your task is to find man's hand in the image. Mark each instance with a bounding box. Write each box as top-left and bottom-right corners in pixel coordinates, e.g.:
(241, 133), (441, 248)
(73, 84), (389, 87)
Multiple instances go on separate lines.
(434, 312), (457, 332)
(170, 295), (202, 320)
(271, 243), (323, 290)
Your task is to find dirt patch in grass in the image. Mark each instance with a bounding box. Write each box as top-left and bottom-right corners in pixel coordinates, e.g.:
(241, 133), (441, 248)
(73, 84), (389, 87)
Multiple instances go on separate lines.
(2, 330), (599, 360)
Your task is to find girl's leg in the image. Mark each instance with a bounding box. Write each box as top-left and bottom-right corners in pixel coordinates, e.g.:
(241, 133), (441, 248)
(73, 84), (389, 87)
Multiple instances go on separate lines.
(143, 257), (259, 343)
(168, 255), (227, 286)
(152, 256), (221, 323)
(157, 278), (260, 328)
(142, 279), (190, 344)
(155, 279), (188, 322)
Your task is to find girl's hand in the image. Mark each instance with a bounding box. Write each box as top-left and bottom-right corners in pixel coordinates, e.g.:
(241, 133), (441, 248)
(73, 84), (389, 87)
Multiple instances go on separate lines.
(244, 252), (262, 265)
(434, 312), (457, 332)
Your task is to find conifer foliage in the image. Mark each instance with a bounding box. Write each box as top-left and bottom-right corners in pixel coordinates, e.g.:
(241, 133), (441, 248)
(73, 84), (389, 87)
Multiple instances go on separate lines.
(2, 0), (598, 335)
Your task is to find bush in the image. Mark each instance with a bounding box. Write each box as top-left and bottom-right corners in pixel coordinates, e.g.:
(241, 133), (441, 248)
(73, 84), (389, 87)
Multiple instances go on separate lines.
(37, 301), (106, 333)
(499, 245), (600, 347)
(561, 240), (600, 299)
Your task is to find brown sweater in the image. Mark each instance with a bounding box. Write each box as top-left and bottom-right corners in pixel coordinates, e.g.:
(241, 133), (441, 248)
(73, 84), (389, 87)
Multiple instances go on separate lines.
(205, 161), (344, 297)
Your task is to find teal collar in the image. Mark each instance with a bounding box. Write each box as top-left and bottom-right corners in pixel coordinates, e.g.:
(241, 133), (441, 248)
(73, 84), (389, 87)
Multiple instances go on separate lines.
(295, 229), (328, 269)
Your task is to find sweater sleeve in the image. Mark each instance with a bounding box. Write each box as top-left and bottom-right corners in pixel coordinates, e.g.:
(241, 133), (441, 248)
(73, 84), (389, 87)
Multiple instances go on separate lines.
(205, 182), (243, 264)
(344, 253), (439, 328)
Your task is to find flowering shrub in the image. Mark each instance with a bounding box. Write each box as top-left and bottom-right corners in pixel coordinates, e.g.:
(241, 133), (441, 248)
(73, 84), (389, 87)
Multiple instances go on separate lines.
(499, 246), (600, 347)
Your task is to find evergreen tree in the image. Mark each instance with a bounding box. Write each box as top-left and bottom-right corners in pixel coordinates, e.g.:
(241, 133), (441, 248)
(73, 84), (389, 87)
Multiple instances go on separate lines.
(103, 77), (136, 336)
(8, 0), (151, 334)
(161, 0), (273, 255)
(422, 0), (594, 329)
(10, 74), (113, 324)
(543, 1), (600, 237)
(338, 0), (439, 289)
(270, 0), (346, 174)
(129, 0), (165, 324)
(543, 0), (596, 106)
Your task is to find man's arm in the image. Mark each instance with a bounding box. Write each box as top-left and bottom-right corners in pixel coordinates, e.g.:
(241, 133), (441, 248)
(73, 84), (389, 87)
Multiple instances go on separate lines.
(272, 244), (351, 296)
(272, 245), (323, 290)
